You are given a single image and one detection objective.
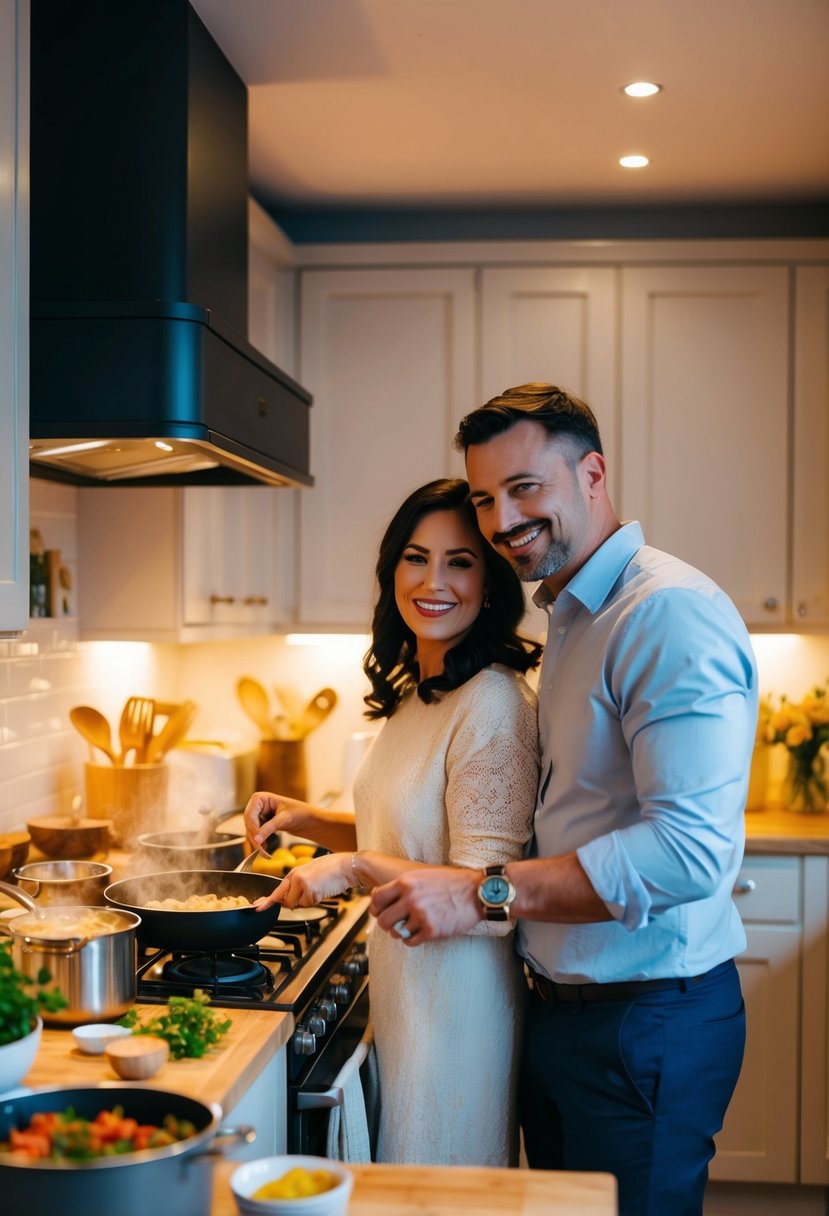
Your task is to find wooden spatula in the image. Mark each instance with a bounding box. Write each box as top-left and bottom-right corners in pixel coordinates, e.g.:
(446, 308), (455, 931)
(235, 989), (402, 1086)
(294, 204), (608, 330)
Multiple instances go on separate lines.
(118, 696), (156, 765)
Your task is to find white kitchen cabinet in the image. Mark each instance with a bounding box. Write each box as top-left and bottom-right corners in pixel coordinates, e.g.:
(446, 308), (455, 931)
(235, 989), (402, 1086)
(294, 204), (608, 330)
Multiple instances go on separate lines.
(792, 268), (829, 630)
(479, 266), (618, 491)
(297, 268), (476, 628)
(800, 855), (829, 1184)
(711, 855), (801, 1183)
(224, 1046), (287, 1160)
(620, 266), (789, 628)
(78, 485), (290, 641)
(0, 0), (29, 636)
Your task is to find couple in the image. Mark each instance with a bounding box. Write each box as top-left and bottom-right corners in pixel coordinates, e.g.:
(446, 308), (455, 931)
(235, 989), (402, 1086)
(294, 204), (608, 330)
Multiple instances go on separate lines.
(245, 383), (758, 1216)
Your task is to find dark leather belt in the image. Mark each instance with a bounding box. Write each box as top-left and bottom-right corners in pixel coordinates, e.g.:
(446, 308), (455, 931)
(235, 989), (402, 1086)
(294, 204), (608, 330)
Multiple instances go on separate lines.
(526, 965), (706, 1004)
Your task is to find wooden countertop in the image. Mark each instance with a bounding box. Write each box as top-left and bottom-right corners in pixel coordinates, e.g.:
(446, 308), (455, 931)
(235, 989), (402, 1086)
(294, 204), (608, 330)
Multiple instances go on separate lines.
(210, 1160), (617, 1215)
(744, 803), (829, 855)
(24, 1006), (294, 1115)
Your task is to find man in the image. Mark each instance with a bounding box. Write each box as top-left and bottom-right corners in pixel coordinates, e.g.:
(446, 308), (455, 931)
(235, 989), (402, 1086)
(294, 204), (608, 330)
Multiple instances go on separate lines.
(371, 383), (757, 1216)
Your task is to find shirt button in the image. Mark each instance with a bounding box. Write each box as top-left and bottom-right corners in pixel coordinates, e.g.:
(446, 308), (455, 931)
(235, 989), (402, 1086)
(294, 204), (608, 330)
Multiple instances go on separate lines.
(557, 625), (566, 635)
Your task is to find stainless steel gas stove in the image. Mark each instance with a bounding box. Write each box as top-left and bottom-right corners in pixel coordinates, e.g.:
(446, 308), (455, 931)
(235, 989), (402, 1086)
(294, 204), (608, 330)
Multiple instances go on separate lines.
(134, 891), (372, 1155)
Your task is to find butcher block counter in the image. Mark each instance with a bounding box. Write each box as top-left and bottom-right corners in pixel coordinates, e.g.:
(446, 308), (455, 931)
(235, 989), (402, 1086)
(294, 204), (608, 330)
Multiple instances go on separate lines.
(23, 1006), (293, 1117)
(745, 804), (829, 854)
(210, 1160), (617, 1215)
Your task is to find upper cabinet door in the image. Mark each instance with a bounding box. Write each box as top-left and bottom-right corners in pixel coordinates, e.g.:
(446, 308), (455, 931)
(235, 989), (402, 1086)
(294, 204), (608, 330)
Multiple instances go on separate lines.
(621, 266), (789, 627)
(792, 267), (829, 629)
(480, 266), (618, 490)
(0, 0), (29, 635)
(298, 268), (476, 628)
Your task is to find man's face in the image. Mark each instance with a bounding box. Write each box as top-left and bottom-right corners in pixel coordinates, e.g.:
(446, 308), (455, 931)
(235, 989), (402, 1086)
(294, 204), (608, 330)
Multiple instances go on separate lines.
(466, 419), (592, 584)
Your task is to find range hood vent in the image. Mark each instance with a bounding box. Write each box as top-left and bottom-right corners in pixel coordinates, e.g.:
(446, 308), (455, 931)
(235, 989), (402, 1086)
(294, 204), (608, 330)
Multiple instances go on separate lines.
(29, 0), (312, 488)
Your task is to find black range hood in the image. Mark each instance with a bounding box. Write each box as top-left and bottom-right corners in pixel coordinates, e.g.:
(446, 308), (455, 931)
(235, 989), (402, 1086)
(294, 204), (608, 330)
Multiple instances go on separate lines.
(29, 0), (312, 488)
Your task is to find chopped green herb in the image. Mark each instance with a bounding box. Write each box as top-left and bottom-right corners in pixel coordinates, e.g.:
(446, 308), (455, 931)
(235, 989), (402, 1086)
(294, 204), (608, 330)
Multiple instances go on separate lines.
(119, 989), (232, 1059)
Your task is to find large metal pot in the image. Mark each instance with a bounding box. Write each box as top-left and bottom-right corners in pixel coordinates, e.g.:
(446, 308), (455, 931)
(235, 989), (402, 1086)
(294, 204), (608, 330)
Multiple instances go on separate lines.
(0, 1083), (253, 1216)
(6, 902), (140, 1025)
(104, 869), (282, 951)
(13, 859), (113, 906)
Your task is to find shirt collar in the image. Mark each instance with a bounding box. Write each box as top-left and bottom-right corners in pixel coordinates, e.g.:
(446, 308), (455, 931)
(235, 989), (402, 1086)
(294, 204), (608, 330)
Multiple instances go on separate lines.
(532, 522), (644, 615)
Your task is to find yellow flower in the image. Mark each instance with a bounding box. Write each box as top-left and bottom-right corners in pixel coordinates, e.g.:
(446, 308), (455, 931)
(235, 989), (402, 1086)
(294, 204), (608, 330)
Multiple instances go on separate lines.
(770, 708), (795, 735)
(786, 722), (813, 748)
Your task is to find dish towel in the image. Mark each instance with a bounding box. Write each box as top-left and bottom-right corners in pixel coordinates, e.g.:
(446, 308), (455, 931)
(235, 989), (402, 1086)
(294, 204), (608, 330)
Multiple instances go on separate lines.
(326, 1024), (377, 1163)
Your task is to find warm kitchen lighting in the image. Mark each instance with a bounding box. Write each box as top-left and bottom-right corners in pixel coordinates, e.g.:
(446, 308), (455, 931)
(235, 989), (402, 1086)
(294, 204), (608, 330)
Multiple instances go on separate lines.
(285, 633), (370, 649)
(29, 439), (109, 458)
(619, 155), (650, 169)
(623, 81), (663, 98)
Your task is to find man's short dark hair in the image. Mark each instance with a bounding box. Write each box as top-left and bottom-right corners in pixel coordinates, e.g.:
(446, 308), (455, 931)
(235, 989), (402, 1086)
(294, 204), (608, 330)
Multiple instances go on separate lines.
(455, 382), (603, 457)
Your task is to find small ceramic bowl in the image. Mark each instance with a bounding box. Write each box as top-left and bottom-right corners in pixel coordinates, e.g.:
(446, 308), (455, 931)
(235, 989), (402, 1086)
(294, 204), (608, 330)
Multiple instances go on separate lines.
(230, 1155), (353, 1216)
(71, 1023), (133, 1055)
(105, 1035), (170, 1079)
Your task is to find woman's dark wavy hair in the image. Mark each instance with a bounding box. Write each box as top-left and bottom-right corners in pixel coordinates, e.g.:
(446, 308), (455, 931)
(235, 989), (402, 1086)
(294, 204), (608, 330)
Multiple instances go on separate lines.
(363, 478), (542, 720)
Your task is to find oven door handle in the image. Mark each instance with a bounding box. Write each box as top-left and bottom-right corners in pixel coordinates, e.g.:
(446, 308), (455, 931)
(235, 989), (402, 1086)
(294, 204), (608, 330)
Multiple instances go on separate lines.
(296, 1024), (373, 1111)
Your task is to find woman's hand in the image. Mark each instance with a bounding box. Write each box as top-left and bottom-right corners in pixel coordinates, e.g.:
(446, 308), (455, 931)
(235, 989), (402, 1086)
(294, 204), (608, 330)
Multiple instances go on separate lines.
(243, 791), (314, 854)
(254, 853), (352, 911)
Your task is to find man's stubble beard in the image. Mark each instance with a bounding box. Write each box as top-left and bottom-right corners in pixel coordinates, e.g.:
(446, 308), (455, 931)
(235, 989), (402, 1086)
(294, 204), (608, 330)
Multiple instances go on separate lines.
(509, 536), (573, 582)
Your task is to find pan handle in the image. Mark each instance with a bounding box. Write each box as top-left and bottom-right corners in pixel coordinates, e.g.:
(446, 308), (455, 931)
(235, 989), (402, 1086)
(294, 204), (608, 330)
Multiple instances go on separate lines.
(198, 1124), (257, 1158)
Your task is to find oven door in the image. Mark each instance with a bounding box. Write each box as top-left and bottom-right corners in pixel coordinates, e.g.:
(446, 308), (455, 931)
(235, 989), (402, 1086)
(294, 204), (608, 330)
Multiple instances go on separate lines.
(289, 981), (373, 1158)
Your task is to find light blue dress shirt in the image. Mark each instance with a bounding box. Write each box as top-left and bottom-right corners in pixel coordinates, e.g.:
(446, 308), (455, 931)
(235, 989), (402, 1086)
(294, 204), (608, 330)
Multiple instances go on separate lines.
(517, 522), (758, 983)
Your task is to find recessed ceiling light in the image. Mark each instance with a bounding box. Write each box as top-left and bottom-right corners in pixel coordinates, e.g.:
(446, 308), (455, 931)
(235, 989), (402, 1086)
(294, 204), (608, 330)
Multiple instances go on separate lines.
(623, 81), (663, 98)
(619, 155), (650, 169)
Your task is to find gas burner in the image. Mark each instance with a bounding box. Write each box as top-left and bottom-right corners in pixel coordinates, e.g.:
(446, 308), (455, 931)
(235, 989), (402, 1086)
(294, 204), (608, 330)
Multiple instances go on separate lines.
(164, 953), (270, 987)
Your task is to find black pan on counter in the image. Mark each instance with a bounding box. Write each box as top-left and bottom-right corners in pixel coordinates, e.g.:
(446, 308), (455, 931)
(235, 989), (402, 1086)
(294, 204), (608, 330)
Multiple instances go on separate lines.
(104, 869), (282, 952)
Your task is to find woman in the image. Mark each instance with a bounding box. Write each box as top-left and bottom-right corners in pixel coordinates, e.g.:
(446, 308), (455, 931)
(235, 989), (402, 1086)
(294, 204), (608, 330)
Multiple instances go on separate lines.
(244, 478), (541, 1166)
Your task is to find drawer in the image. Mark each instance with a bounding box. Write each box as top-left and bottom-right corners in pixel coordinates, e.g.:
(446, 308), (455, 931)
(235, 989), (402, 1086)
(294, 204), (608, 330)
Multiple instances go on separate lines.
(732, 855), (801, 925)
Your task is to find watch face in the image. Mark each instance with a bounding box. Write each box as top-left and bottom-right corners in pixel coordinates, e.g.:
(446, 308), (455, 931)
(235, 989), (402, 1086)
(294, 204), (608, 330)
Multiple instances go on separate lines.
(481, 875), (510, 904)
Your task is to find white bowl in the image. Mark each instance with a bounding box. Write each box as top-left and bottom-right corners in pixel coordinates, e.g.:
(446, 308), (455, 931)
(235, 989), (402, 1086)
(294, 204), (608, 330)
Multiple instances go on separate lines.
(0, 1017), (42, 1094)
(230, 1155), (353, 1216)
(71, 1022), (132, 1055)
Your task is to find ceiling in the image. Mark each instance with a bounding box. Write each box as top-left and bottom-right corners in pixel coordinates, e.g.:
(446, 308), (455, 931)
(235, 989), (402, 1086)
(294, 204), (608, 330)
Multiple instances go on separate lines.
(189, 0), (829, 218)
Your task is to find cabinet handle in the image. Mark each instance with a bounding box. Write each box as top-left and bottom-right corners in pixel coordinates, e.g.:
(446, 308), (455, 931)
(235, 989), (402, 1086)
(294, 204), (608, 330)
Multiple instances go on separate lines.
(210, 594), (236, 605)
(763, 597), (778, 612)
(242, 595), (269, 606)
(733, 878), (756, 895)
(796, 602), (807, 618)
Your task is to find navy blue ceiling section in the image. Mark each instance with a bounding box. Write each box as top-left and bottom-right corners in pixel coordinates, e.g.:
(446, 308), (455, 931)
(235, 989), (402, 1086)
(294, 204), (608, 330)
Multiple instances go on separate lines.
(259, 199), (829, 245)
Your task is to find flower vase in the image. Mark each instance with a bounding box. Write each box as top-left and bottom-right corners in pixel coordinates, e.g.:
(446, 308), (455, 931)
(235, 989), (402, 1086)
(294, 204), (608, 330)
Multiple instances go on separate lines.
(783, 749), (829, 814)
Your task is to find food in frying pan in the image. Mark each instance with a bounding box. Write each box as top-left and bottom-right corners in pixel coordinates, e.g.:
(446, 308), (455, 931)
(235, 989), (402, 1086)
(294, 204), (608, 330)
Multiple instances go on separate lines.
(0, 1105), (197, 1159)
(143, 893), (250, 911)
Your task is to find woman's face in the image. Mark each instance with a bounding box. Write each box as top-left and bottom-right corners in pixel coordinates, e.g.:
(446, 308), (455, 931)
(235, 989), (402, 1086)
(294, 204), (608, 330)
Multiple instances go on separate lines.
(394, 508), (486, 678)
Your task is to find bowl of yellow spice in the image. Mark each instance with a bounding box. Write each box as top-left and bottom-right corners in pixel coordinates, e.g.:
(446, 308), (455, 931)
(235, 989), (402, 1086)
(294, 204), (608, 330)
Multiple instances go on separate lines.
(230, 1155), (353, 1216)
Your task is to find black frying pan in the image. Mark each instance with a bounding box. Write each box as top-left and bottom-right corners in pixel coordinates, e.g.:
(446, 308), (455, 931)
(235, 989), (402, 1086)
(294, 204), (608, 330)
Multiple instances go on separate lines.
(104, 870), (282, 951)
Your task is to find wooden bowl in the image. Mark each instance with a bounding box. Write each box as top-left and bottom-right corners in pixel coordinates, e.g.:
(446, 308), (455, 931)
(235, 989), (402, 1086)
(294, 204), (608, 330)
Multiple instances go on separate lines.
(105, 1035), (170, 1080)
(0, 831), (30, 880)
(26, 815), (112, 859)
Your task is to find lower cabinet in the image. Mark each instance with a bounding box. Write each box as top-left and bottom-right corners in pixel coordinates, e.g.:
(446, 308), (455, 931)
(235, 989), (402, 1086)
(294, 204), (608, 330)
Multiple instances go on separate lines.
(712, 852), (829, 1187)
(224, 1046), (288, 1160)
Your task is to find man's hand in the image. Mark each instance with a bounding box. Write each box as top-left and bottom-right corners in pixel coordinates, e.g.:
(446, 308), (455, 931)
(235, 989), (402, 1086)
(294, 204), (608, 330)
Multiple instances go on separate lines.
(370, 865), (482, 945)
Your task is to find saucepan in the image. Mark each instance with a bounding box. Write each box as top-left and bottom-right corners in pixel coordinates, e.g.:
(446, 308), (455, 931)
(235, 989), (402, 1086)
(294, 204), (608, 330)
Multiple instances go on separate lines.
(135, 808), (246, 872)
(0, 1083), (253, 1216)
(103, 869), (282, 952)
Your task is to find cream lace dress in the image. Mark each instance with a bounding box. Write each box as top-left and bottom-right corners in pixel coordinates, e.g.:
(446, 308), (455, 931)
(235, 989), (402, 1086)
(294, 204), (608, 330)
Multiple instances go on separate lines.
(354, 665), (539, 1166)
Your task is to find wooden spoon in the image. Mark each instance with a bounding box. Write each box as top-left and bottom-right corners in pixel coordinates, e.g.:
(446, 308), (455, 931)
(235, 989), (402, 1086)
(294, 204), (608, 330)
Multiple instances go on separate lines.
(295, 688), (338, 738)
(69, 706), (119, 765)
(145, 699), (199, 763)
(237, 677), (276, 739)
(118, 696), (156, 764)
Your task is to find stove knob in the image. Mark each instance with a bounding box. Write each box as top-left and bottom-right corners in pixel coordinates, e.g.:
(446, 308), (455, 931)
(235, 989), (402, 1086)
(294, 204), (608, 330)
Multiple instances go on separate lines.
(343, 952), (368, 976)
(318, 997), (338, 1022)
(307, 1009), (327, 1037)
(293, 1027), (317, 1056)
(329, 976), (352, 1004)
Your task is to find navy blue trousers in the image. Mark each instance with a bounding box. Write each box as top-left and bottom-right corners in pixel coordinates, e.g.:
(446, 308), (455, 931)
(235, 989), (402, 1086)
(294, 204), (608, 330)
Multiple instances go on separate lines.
(518, 960), (745, 1216)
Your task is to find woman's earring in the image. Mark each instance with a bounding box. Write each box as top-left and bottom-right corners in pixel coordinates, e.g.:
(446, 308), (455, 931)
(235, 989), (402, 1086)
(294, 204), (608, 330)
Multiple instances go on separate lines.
(483, 592), (491, 610)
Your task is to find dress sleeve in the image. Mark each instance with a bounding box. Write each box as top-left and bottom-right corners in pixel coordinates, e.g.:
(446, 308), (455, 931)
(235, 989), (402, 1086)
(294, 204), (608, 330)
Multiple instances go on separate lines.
(444, 671), (540, 936)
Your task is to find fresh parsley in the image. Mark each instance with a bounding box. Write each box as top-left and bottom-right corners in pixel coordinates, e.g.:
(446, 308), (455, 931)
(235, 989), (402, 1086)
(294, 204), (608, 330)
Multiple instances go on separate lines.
(119, 989), (232, 1059)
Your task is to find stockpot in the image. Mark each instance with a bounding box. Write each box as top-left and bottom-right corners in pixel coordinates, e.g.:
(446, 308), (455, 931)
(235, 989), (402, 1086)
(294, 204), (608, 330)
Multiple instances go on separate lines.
(0, 882), (139, 1024)
(0, 1084), (253, 1216)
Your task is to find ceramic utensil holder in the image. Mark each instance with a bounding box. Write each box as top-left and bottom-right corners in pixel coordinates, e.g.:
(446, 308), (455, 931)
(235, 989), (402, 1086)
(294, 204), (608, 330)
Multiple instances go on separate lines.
(256, 739), (307, 802)
(84, 762), (169, 848)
